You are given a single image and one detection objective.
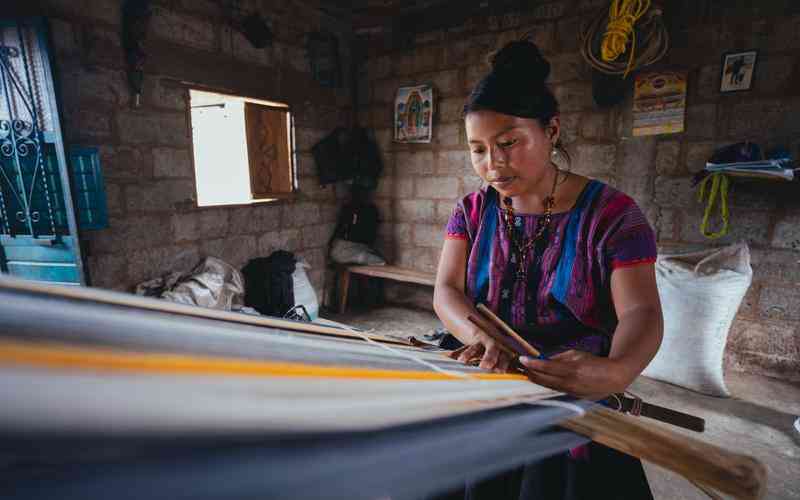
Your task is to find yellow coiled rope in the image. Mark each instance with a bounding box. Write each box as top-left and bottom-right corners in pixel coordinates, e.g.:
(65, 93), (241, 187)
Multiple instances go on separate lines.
(697, 173), (730, 240)
(601, 0), (652, 77)
(580, 0), (668, 78)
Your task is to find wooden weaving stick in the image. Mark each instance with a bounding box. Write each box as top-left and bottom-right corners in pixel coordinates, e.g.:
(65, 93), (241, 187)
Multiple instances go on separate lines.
(475, 303), (541, 357)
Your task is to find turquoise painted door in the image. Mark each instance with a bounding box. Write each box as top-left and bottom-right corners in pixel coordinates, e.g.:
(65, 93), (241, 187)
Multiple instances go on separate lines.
(0, 19), (84, 285)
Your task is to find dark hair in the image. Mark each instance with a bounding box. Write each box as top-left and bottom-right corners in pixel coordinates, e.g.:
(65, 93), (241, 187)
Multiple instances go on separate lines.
(463, 38), (559, 128)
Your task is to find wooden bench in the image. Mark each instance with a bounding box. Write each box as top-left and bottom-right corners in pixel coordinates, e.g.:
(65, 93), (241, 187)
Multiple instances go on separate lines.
(338, 265), (436, 313)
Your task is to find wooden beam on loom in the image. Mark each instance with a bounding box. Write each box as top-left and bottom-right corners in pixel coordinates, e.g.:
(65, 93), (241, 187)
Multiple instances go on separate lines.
(561, 408), (767, 500)
(0, 276), (408, 346)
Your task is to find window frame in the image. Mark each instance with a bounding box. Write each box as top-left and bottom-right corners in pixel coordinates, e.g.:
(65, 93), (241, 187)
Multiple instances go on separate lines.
(183, 83), (298, 209)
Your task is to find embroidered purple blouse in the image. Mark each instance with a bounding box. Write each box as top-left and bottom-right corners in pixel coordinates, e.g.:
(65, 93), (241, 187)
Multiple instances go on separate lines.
(445, 180), (657, 357)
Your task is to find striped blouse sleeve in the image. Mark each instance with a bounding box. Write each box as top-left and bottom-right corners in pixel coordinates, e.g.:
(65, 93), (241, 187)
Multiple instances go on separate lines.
(445, 205), (468, 240)
(604, 199), (657, 270)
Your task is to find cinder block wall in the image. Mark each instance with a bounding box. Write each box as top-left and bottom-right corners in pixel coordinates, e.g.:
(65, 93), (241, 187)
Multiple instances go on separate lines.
(357, 1), (800, 380)
(35, 0), (353, 300)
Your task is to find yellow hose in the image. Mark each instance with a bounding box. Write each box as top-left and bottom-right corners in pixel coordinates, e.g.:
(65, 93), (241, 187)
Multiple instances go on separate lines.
(601, 0), (652, 77)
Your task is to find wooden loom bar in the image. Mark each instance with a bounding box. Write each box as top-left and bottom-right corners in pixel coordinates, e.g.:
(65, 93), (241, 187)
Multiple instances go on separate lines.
(561, 408), (766, 500)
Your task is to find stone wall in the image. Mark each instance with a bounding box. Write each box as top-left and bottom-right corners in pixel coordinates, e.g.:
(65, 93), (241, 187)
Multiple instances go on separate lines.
(357, 0), (800, 380)
(32, 0), (353, 300)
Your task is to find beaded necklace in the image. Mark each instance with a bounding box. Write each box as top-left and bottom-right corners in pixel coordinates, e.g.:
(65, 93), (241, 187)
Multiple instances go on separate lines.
(501, 170), (559, 282)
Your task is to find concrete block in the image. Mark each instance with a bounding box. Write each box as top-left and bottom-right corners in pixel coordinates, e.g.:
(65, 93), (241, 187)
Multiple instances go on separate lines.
(720, 100), (785, 139)
(126, 180), (194, 213)
(148, 79), (189, 111)
(653, 176), (697, 209)
(80, 26), (126, 70)
(685, 104), (716, 139)
(694, 65), (721, 102)
(227, 203), (282, 235)
(99, 146), (152, 180)
(617, 137), (656, 200)
(555, 17), (584, 53)
(294, 128), (327, 153)
(579, 112), (613, 140)
(150, 6), (216, 52)
(530, 2), (568, 20)
(436, 201), (456, 225)
(258, 228), (301, 255)
(63, 106), (112, 141)
(395, 177), (414, 198)
(552, 82), (594, 112)
(443, 39), (471, 67)
(436, 123), (463, 147)
(153, 147), (193, 179)
(301, 224), (334, 250)
(396, 200), (435, 223)
(414, 224), (445, 247)
(415, 177), (461, 200)
(367, 55), (392, 80)
(86, 253), (127, 290)
(222, 27), (273, 67)
(372, 79), (397, 104)
(750, 248), (800, 286)
(127, 245), (201, 286)
(655, 141), (681, 176)
(88, 215), (173, 254)
(654, 207), (679, 242)
(526, 22), (556, 54)
(684, 141), (715, 175)
(465, 64), (488, 94)
(437, 150), (472, 176)
(201, 235), (258, 269)
(49, 18), (79, 56)
(680, 207), (772, 247)
(573, 143), (617, 178)
(558, 112), (581, 144)
(549, 52), (588, 84)
(281, 201), (321, 228)
(772, 211), (800, 251)
(393, 223), (413, 246)
(430, 70), (461, 98)
(173, 208), (230, 242)
(438, 97), (466, 123)
(462, 175), (484, 195)
(395, 151), (434, 175)
(117, 112), (189, 146)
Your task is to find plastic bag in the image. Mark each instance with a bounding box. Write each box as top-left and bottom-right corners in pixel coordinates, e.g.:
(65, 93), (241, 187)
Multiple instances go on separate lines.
(135, 256), (245, 311)
(330, 238), (386, 265)
(292, 260), (319, 321)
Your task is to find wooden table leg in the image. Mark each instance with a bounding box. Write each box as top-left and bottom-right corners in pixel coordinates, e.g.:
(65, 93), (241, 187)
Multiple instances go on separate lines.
(338, 268), (351, 314)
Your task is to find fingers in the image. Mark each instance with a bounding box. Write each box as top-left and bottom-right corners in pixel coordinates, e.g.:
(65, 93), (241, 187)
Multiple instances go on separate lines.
(457, 343), (484, 364)
(479, 342), (500, 371)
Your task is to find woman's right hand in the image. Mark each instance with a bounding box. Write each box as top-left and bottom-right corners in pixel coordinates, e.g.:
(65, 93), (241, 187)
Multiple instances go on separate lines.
(447, 315), (515, 373)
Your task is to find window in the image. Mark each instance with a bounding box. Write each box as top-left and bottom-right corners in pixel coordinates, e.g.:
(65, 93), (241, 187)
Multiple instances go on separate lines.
(189, 89), (296, 207)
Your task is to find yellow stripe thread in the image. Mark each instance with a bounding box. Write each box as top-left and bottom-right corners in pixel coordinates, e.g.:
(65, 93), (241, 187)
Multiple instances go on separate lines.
(0, 340), (527, 382)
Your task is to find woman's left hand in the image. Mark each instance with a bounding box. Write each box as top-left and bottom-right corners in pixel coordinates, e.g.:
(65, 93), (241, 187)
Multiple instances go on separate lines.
(518, 350), (630, 400)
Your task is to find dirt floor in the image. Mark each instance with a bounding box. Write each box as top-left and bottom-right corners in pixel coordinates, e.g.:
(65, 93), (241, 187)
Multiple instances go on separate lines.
(324, 304), (800, 500)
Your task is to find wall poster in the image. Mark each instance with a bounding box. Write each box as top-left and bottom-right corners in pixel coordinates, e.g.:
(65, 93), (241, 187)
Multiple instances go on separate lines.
(632, 71), (687, 137)
(394, 85), (433, 143)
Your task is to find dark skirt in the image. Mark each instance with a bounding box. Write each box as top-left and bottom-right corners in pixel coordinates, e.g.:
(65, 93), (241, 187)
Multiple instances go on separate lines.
(427, 442), (653, 500)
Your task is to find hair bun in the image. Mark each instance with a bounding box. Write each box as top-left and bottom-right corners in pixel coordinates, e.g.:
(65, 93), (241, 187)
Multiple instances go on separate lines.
(488, 40), (550, 85)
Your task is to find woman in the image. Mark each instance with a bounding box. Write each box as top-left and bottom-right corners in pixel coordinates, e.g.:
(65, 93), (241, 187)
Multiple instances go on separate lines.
(432, 38), (663, 499)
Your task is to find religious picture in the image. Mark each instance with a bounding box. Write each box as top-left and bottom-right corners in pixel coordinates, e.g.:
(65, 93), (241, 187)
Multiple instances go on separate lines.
(720, 50), (757, 93)
(394, 85), (433, 143)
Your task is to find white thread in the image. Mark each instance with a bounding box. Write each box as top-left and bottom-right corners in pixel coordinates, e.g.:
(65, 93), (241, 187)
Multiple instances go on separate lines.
(340, 324), (474, 380)
(523, 398), (587, 417)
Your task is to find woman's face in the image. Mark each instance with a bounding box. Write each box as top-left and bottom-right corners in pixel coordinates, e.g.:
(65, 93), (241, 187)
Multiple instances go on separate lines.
(465, 110), (559, 199)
